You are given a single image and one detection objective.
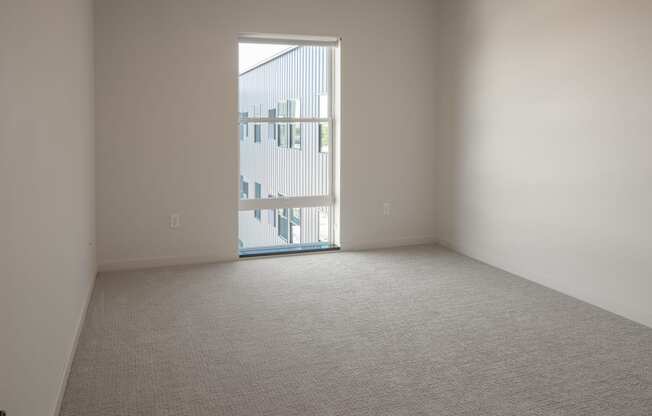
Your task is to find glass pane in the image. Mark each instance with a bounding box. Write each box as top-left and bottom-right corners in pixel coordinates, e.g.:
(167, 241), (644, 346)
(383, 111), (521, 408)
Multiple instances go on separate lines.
(240, 179), (249, 199)
(319, 94), (329, 118)
(239, 122), (329, 198)
(253, 124), (261, 142)
(239, 206), (330, 249)
(318, 208), (329, 242)
(290, 123), (301, 149)
(278, 124), (289, 147)
(318, 123), (329, 153)
(239, 42), (333, 254)
(239, 45), (331, 119)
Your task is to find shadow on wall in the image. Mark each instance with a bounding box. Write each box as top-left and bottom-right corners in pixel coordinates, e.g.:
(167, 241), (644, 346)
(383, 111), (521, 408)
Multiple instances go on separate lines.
(433, 0), (652, 328)
(434, 0), (476, 245)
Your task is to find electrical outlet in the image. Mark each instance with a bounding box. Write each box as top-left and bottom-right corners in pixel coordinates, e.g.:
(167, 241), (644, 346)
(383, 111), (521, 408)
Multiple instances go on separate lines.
(169, 213), (181, 229)
(383, 202), (391, 216)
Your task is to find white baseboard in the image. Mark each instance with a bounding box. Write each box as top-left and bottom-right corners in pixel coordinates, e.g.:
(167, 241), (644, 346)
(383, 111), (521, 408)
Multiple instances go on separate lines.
(438, 238), (652, 330)
(54, 270), (96, 416)
(99, 237), (440, 272)
(98, 254), (236, 273)
(341, 235), (439, 251)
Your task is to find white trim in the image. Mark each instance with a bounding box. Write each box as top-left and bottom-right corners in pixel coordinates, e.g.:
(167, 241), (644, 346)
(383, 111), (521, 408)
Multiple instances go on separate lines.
(340, 235), (439, 251)
(331, 43), (342, 247)
(54, 271), (96, 416)
(237, 37), (339, 249)
(98, 254), (235, 273)
(327, 46), (336, 244)
(438, 239), (652, 329)
(238, 33), (339, 47)
(240, 248), (339, 261)
(239, 117), (330, 123)
(239, 195), (333, 211)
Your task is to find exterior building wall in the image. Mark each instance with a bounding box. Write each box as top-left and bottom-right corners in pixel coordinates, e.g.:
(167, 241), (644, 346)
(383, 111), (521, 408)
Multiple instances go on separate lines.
(239, 46), (330, 248)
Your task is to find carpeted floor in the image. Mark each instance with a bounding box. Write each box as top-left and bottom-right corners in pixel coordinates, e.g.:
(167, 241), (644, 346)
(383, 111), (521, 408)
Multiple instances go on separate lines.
(60, 245), (652, 415)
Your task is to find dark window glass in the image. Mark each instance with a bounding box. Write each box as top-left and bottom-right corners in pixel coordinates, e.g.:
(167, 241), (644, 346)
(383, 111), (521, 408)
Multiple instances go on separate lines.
(290, 208), (301, 243)
(278, 124), (289, 147)
(278, 212), (289, 241)
(268, 109), (276, 140)
(291, 208), (300, 225)
(239, 112), (248, 141)
(254, 124), (261, 143)
(254, 183), (261, 220)
(290, 124), (301, 149)
(319, 123), (329, 153)
(277, 193), (289, 241)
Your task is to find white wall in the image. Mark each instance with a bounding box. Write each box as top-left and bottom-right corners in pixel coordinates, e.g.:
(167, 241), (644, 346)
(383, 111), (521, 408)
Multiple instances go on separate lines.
(95, 0), (439, 270)
(435, 0), (652, 328)
(0, 1), (96, 415)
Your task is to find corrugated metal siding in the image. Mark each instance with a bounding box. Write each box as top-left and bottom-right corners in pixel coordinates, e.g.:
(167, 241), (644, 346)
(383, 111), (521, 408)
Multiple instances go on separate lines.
(238, 46), (330, 248)
(238, 207), (328, 248)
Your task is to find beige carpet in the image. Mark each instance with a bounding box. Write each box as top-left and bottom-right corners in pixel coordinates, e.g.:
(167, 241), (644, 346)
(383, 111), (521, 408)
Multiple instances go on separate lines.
(60, 245), (652, 415)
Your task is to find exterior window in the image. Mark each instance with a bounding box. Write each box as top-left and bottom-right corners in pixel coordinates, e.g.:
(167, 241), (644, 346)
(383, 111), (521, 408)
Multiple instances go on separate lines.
(276, 100), (300, 148)
(254, 183), (261, 220)
(254, 124), (261, 143)
(291, 222), (301, 244)
(318, 209), (329, 242)
(276, 198), (300, 243)
(288, 99), (301, 149)
(278, 214), (289, 241)
(237, 43), (336, 253)
(290, 124), (301, 149)
(319, 123), (329, 153)
(240, 177), (248, 199)
(277, 101), (288, 147)
(290, 208), (301, 244)
(318, 94), (329, 153)
(239, 112), (248, 141)
(291, 208), (300, 225)
(267, 194), (276, 226)
(268, 109), (276, 140)
(277, 193), (289, 241)
(278, 124), (289, 147)
(288, 99), (300, 118)
(277, 101), (287, 118)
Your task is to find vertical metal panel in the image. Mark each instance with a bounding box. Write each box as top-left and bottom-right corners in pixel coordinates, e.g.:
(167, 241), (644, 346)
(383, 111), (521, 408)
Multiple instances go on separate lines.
(239, 46), (331, 248)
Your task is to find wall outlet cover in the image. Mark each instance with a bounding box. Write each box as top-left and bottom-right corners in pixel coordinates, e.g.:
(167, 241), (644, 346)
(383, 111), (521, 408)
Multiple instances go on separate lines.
(170, 213), (181, 229)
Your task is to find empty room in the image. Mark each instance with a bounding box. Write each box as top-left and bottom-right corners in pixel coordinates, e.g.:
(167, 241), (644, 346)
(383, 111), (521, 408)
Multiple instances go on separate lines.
(2, 0), (652, 415)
